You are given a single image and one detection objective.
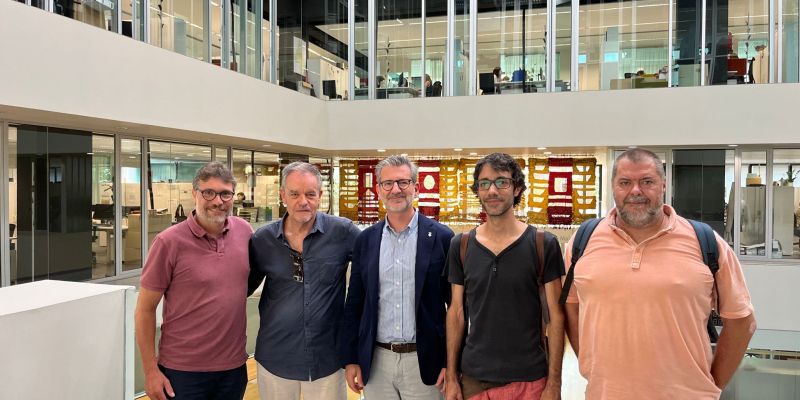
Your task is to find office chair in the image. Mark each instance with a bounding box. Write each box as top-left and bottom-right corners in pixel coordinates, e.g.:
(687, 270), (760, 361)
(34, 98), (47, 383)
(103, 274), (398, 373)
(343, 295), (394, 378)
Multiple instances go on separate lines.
(432, 82), (443, 97)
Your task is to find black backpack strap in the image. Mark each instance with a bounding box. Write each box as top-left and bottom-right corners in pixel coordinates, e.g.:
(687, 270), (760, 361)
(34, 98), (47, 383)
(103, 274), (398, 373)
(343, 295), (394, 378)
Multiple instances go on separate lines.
(559, 218), (603, 305)
(688, 219), (722, 343)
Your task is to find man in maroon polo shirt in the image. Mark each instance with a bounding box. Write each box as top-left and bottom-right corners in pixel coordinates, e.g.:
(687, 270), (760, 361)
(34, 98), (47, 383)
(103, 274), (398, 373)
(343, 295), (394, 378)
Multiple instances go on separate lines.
(135, 161), (253, 400)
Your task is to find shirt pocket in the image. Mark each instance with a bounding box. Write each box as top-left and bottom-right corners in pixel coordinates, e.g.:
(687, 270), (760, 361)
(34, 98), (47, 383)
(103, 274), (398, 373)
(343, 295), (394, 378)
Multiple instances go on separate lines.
(318, 261), (346, 285)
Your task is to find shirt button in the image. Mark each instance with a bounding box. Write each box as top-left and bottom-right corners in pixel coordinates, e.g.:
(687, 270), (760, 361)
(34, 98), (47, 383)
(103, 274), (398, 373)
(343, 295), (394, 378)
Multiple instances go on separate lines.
(395, 326), (400, 330)
(396, 304), (400, 308)
(396, 281), (400, 285)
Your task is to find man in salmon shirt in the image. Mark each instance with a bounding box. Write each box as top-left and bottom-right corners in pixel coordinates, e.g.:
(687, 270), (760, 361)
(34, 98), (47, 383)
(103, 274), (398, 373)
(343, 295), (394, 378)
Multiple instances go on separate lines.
(564, 148), (757, 399)
(135, 161), (253, 400)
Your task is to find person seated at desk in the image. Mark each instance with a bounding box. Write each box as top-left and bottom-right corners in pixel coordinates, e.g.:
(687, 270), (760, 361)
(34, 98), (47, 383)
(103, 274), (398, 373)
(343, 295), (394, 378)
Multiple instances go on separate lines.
(424, 74), (433, 96)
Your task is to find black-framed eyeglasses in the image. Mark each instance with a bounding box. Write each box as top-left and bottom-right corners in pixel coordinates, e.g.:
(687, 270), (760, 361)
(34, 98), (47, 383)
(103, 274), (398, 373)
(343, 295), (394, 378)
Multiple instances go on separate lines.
(477, 178), (513, 191)
(378, 179), (414, 191)
(199, 189), (235, 202)
(290, 251), (304, 283)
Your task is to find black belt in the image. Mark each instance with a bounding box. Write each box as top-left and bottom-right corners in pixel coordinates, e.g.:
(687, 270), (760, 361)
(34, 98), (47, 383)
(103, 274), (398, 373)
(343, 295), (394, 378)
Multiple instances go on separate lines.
(376, 342), (417, 353)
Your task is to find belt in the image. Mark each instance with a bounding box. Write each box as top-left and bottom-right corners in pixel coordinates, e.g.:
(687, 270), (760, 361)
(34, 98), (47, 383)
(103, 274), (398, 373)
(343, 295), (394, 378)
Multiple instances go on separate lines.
(376, 342), (417, 353)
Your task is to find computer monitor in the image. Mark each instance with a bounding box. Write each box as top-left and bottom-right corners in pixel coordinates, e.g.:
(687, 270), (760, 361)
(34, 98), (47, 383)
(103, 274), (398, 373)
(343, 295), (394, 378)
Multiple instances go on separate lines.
(479, 73), (496, 94)
(322, 80), (337, 99)
(411, 76), (422, 88)
(92, 204), (115, 223)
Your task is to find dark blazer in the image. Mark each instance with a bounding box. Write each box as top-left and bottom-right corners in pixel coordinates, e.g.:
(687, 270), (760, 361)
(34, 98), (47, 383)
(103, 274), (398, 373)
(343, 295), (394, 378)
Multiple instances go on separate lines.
(341, 214), (454, 386)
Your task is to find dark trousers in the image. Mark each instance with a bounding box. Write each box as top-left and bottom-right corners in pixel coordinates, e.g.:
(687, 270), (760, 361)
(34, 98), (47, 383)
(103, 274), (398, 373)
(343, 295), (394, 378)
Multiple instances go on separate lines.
(158, 364), (247, 400)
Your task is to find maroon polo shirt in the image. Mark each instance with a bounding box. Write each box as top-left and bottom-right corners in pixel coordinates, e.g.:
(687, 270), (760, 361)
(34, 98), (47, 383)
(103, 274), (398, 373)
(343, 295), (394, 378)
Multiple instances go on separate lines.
(140, 212), (252, 372)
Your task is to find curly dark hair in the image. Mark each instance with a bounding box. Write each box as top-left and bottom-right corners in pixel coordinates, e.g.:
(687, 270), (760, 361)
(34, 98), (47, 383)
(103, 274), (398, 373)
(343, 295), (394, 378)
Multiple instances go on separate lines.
(471, 153), (527, 206)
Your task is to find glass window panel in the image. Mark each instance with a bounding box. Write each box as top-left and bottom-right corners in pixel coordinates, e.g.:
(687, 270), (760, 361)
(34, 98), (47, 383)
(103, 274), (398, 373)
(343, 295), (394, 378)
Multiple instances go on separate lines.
(354, 0), (370, 99)
(673, 0), (703, 87)
(91, 135), (115, 279)
(452, 0), (470, 96)
(122, 0), (146, 40)
(771, 149), (800, 259)
(262, 0), (271, 81)
(54, 0), (119, 32)
(9, 125), (95, 284)
(215, 146), (229, 165)
(710, 0), (769, 85)
(246, 1), (258, 78)
(556, 1), (573, 92)
(740, 150), (767, 256)
(672, 149), (728, 238)
(212, 0), (223, 66)
(8, 126), (18, 285)
(121, 138), (143, 271)
(253, 152), (281, 226)
(150, 0), (207, 61)
(424, 0), (446, 97)
(277, 0), (349, 98)
(580, 0), (669, 90)
(783, 0), (800, 82)
(146, 141), (211, 247)
(375, 0), (422, 99)
(477, 3), (548, 95)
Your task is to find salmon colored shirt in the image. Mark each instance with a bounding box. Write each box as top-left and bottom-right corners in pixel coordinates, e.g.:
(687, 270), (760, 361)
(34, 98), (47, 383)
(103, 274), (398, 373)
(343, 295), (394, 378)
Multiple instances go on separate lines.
(565, 205), (753, 400)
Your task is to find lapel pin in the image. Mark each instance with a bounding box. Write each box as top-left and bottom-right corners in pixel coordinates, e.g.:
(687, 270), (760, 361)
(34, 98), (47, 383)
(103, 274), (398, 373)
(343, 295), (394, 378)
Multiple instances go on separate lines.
(428, 232), (432, 237)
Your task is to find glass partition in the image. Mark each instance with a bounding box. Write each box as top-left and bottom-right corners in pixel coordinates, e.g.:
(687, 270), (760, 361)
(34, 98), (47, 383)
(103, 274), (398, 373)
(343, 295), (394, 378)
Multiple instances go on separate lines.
(146, 141), (211, 248)
(375, 0), (423, 99)
(672, 150), (728, 237)
(424, 0), (447, 97)
(277, 0), (349, 98)
(709, 0), (770, 85)
(771, 149), (800, 259)
(354, 0), (370, 99)
(122, 0), (146, 40)
(740, 150), (768, 256)
(91, 135), (116, 279)
(784, 0), (800, 82)
(262, 0), (272, 81)
(555, 0), (573, 91)
(121, 138), (143, 271)
(452, 0), (471, 96)
(54, 0), (119, 32)
(580, 0), (670, 90)
(149, 0), (207, 60)
(8, 124), (97, 284)
(477, 2), (548, 95)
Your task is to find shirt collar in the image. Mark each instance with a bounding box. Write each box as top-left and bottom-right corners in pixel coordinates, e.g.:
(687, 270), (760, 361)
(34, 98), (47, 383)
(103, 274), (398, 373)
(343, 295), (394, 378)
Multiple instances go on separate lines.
(187, 210), (230, 238)
(383, 209), (419, 235)
(273, 211), (325, 239)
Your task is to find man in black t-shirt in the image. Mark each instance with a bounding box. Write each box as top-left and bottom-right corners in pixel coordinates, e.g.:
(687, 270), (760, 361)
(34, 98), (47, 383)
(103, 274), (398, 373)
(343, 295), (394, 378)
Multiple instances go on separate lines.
(444, 153), (566, 400)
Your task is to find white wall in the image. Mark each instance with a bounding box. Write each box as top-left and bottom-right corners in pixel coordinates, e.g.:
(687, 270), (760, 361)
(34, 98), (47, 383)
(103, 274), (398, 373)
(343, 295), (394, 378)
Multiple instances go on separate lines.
(742, 264), (800, 333)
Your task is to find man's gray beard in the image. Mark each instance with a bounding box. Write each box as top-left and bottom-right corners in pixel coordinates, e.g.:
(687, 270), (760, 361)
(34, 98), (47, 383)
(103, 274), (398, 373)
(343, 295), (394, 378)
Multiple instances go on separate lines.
(618, 203), (660, 228)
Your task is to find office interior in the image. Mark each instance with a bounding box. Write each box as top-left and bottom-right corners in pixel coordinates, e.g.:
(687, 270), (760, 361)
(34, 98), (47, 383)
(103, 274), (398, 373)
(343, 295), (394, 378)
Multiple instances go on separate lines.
(3, 0), (800, 398)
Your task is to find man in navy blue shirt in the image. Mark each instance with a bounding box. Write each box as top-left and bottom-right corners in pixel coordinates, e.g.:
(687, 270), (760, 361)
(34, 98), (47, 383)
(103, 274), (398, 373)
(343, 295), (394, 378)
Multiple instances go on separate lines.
(249, 162), (360, 400)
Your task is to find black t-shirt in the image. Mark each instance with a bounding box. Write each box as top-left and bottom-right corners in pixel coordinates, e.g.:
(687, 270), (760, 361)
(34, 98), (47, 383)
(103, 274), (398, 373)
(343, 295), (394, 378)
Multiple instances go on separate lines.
(447, 226), (565, 383)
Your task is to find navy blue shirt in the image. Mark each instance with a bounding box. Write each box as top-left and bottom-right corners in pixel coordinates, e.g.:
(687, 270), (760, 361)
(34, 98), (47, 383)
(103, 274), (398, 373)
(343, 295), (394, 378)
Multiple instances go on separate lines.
(248, 212), (361, 381)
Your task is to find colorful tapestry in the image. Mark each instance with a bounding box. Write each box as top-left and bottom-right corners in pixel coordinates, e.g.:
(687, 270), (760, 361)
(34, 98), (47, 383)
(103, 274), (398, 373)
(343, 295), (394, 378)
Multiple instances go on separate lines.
(338, 160), (359, 221)
(459, 159), (481, 222)
(547, 157), (574, 225)
(357, 159), (379, 223)
(438, 160), (461, 222)
(527, 158), (550, 224)
(572, 158), (598, 223)
(417, 160), (441, 220)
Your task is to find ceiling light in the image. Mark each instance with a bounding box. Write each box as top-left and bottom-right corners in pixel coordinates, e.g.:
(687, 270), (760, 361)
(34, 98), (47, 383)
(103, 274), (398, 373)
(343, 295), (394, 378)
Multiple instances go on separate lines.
(628, 145), (637, 149)
(377, 149), (386, 152)
(453, 148), (463, 152)
(728, 144), (738, 147)
(129, 156), (137, 159)
(400, 153), (408, 156)
(469, 152), (478, 156)
(537, 147), (547, 150)
(87, 152), (94, 155)
(202, 150), (211, 153)
(543, 151), (552, 155)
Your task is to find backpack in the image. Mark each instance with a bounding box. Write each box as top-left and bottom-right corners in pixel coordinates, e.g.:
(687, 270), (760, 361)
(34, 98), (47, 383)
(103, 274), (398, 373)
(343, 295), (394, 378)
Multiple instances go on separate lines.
(458, 227), (552, 360)
(558, 218), (721, 343)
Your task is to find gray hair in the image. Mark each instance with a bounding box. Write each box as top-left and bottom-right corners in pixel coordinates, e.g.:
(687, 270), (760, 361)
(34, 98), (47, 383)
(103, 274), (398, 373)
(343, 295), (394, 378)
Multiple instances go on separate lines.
(612, 148), (666, 181)
(375, 155), (419, 182)
(193, 161), (236, 190)
(281, 161), (322, 189)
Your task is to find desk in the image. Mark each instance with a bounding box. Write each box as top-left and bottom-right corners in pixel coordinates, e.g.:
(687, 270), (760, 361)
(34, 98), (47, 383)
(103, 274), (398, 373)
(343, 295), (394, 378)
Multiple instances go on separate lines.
(354, 87), (421, 99)
(94, 224), (128, 261)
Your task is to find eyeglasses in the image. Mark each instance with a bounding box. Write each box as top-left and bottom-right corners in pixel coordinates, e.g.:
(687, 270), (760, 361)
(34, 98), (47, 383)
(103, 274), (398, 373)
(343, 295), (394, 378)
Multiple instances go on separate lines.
(476, 178), (513, 191)
(378, 179), (414, 191)
(290, 251), (304, 283)
(199, 189), (235, 201)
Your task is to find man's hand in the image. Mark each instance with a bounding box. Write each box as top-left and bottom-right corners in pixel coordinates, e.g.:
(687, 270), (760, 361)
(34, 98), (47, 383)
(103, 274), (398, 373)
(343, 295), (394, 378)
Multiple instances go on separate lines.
(143, 368), (174, 400)
(540, 379), (562, 400)
(435, 368), (447, 393)
(445, 373), (462, 400)
(345, 364), (364, 394)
